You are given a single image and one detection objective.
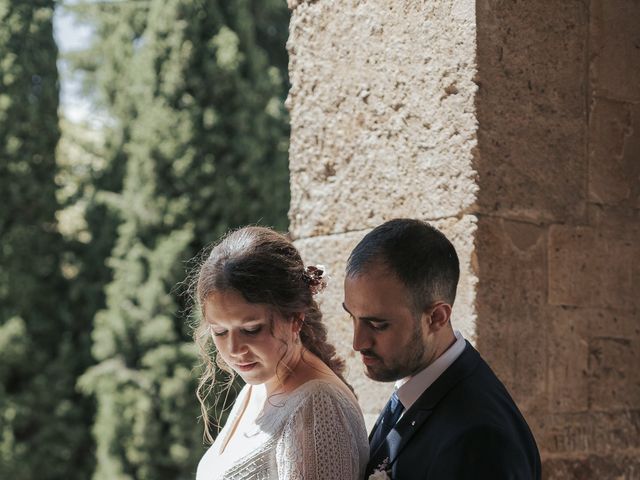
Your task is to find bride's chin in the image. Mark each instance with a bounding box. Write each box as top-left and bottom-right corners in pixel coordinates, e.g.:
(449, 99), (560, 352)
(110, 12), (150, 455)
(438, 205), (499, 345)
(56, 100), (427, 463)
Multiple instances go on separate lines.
(236, 369), (271, 385)
(241, 377), (263, 385)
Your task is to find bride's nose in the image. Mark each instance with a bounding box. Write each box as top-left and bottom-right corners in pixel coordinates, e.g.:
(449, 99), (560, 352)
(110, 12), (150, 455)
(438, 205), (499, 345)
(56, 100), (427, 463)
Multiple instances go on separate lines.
(228, 331), (249, 355)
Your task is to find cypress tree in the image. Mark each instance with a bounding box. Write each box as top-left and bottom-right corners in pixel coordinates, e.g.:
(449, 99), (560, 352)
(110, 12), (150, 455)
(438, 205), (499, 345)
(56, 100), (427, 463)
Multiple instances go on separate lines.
(73, 1), (290, 478)
(0, 1), (93, 478)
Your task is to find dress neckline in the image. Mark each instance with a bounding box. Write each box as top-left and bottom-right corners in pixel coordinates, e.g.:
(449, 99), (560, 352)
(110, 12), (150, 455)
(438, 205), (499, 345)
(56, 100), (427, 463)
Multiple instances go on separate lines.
(218, 383), (253, 456)
(217, 378), (352, 457)
(266, 377), (350, 403)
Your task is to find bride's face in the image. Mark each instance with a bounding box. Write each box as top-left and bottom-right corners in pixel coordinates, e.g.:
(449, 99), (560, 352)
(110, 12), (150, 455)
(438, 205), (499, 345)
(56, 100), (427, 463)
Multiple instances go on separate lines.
(204, 289), (299, 389)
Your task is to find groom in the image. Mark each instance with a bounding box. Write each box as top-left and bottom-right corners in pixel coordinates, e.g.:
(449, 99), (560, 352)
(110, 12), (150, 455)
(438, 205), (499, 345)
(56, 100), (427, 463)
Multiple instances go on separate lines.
(343, 219), (541, 479)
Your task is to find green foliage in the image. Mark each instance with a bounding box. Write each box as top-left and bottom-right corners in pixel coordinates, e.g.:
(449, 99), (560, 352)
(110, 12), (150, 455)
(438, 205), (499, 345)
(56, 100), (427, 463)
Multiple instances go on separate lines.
(0, 1), (94, 478)
(65, 0), (291, 478)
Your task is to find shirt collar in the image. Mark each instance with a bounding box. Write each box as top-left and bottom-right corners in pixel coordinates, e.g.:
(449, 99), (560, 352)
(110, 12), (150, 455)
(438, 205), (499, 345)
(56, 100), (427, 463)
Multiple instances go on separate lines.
(395, 330), (466, 411)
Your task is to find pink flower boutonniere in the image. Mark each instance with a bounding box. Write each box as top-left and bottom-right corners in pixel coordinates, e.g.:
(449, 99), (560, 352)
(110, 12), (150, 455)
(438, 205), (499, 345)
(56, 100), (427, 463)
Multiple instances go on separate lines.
(368, 458), (392, 480)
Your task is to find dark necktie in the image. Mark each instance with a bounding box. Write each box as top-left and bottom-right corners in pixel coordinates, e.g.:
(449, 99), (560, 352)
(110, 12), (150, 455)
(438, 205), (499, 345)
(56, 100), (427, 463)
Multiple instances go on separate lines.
(370, 391), (404, 453)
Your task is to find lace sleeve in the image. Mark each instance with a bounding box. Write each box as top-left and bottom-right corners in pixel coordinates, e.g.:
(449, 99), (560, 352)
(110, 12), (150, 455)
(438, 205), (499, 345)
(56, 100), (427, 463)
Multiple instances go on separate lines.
(275, 386), (365, 480)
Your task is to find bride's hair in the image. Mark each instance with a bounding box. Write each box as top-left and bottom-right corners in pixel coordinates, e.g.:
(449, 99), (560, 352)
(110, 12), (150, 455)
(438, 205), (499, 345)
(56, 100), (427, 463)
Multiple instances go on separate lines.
(192, 226), (348, 442)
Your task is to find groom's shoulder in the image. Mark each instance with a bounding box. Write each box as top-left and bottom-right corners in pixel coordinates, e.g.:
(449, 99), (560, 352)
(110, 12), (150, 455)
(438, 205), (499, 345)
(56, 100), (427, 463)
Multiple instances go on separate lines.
(423, 344), (529, 436)
(448, 342), (513, 396)
(396, 346), (541, 479)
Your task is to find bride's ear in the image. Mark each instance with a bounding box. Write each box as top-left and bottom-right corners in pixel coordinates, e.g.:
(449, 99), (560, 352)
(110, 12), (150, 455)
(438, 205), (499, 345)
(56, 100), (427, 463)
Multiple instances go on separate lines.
(291, 312), (304, 334)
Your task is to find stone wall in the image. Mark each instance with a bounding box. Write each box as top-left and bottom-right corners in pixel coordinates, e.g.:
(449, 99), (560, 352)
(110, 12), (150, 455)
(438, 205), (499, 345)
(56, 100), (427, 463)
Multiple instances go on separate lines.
(287, 0), (639, 477)
(475, 1), (640, 477)
(287, 0), (480, 427)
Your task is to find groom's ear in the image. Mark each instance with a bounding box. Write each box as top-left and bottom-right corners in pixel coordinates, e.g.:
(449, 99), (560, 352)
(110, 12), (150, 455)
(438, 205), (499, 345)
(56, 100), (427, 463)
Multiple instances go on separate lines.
(425, 302), (451, 331)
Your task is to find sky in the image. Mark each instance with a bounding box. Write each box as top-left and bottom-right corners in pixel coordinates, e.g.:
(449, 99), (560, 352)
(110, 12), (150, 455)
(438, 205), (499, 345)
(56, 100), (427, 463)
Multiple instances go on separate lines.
(53, 3), (96, 124)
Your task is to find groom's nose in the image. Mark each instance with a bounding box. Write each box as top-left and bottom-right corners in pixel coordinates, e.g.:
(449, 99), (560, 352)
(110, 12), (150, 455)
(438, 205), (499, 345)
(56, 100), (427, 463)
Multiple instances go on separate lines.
(352, 320), (373, 352)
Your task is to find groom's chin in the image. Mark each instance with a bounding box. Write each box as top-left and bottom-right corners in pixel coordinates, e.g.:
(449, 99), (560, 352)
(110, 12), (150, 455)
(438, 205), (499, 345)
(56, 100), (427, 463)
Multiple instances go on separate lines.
(363, 364), (395, 383)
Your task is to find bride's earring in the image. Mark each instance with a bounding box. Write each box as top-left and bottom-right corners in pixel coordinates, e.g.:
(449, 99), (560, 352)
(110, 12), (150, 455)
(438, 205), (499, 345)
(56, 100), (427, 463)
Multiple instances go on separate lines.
(293, 314), (303, 344)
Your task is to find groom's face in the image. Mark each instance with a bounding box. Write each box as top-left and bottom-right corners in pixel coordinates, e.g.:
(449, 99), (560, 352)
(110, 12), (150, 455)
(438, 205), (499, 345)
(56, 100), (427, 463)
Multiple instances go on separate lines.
(343, 262), (432, 382)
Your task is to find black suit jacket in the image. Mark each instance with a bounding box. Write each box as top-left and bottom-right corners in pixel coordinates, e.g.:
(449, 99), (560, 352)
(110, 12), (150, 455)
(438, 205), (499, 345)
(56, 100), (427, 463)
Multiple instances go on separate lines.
(366, 342), (541, 479)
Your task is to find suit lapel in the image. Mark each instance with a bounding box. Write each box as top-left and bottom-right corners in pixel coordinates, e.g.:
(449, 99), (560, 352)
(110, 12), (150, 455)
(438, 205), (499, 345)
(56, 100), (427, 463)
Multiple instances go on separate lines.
(368, 412), (384, 443)
(386, 342), (482, 467)
(386, 408), (433, 460)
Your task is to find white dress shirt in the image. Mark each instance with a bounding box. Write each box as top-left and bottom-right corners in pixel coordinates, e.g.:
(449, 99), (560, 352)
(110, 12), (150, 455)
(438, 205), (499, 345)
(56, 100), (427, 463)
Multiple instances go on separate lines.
(396, 330), (466, 412)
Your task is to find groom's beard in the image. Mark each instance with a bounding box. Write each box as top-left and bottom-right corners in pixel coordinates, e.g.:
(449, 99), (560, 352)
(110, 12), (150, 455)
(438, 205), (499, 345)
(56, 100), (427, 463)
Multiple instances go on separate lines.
(362, 320), (426, 382)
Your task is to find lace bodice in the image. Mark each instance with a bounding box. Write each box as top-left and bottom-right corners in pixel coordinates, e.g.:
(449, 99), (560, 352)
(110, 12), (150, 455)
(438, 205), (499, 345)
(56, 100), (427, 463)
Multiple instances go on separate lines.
(196, 380), (369, 480)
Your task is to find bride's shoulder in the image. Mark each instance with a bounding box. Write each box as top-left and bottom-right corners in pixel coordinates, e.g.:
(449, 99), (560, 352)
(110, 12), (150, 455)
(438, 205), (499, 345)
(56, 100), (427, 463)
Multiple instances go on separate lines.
(291, 378), (346, 397)
(279, 379), (368, 443)
(288, 379), (361, 416)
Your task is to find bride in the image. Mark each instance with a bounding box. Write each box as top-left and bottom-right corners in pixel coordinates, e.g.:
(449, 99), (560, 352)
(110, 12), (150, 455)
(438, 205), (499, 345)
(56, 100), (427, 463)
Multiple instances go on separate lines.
(193, 226), (368, 480)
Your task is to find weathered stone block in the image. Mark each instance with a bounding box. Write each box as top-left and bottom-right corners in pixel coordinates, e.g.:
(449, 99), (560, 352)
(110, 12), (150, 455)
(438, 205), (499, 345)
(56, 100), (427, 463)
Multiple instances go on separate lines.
(588, 203), (640, 230)
(588, 307), (640, 339)
(546, 307), (640, 413)
(531, 410), (640, 455)
(475, 216), (548, 413)
(547, 306), (590, 413)
(548, 225), (639, 310)
(475, 0), (588, 223)
(589, 98), (640, 208)
(587, 307), (640, 410)
(588, 334), (640, 411)
(590, 0), (640, 102)
(544, 454), (640, 480)
(288, 0), (478, 237)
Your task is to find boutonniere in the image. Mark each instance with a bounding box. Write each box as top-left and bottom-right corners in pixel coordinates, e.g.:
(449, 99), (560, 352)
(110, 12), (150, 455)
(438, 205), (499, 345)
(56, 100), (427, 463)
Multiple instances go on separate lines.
(368, 457), (392, 480)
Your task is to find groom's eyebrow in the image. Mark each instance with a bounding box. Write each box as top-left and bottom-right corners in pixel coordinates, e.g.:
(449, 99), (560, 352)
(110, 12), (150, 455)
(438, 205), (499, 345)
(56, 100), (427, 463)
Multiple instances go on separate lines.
(342, 303), (389, 324)
(342, 302), (357, 317)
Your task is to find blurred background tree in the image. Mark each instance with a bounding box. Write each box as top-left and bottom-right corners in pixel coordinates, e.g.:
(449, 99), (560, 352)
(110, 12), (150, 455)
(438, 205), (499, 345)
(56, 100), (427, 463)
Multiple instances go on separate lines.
(1, 0), (290, 478)
(0, 1), (94, 479)
(62, 0), (291, 479)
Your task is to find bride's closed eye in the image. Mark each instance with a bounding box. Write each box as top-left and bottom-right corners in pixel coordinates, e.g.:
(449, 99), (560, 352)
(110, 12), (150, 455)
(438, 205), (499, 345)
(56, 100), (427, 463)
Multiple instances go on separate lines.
(210, 328), (227, 337)
(210, 325), (264, 337)
(242, 325), (263, 336)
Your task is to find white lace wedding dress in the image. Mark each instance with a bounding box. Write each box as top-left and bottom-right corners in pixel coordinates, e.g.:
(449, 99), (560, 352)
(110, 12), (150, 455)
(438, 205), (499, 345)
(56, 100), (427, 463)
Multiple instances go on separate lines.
(196, 379), (369, 480)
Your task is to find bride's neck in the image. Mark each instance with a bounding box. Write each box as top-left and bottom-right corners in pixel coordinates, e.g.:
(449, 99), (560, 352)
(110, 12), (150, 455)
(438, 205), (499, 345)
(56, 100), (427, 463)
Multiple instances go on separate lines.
(264, 344), (306, 396)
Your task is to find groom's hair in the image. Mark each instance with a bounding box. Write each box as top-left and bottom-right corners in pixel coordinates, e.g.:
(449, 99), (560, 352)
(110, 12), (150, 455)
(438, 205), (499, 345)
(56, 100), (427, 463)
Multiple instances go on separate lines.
(346, 218), (460, 313)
